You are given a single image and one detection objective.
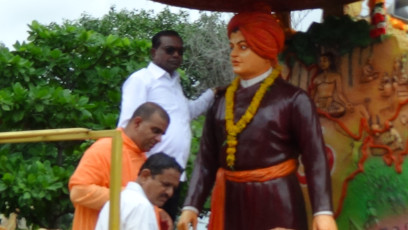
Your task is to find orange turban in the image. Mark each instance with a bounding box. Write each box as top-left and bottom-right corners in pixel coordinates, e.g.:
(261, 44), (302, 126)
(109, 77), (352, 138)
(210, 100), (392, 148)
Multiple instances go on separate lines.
(227, 12), (285, 65)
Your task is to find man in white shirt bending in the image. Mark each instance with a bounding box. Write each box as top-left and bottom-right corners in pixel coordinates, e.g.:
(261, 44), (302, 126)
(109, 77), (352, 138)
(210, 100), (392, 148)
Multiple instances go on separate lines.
(117, 30), (214, 220)
(95, 152), (183, 230)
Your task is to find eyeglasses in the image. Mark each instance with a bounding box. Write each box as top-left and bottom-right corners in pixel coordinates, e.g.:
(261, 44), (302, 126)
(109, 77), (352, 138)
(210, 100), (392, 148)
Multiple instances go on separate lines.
(163, 46), (184, 56)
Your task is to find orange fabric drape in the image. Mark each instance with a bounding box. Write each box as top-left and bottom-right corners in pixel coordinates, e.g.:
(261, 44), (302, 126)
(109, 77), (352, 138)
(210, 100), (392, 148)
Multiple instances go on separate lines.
(208, 158), (297, 230)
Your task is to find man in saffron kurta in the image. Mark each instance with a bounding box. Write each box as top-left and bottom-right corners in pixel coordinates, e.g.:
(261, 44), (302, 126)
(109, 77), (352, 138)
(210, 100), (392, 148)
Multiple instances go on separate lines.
(178, 9), (337, 230)
(95, 153), (183, 230)
(69, 102), (170, 230)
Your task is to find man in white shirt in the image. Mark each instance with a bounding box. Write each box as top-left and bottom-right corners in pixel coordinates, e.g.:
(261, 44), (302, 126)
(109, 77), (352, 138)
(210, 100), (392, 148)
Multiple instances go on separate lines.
(117, 30), (214, 220)
(95, 152), (183, 230)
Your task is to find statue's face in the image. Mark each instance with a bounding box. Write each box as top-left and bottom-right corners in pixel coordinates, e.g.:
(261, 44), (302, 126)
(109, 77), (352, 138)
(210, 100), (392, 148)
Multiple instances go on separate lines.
(229, 30), (271, 80)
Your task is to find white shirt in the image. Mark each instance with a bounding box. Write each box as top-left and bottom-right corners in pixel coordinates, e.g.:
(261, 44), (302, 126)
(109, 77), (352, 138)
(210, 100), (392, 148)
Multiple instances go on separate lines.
(95, 182), (158, 230)
(117, 62), (214, 181)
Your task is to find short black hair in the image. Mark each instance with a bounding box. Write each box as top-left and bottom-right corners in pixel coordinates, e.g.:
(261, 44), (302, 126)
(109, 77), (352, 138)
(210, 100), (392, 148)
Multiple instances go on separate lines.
(130, 102), (170, 124)
(152, 30), (183, 49)
(139, 152), (183, 176)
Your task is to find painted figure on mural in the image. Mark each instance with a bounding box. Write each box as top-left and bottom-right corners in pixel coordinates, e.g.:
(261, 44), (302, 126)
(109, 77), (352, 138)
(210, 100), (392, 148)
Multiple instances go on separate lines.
(378, 72), (397, 98)
(391, 56), (408, 102)
(361, 57), (380, 83)
(177, 9), (337, 230)
(368, 114), (403, 153)
(392, 57), (404, 83)
(311, 52), (354, 118)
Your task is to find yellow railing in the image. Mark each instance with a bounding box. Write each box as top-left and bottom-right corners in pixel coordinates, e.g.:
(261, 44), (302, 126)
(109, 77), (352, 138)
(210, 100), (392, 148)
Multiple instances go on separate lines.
(0, 128), (123, 230)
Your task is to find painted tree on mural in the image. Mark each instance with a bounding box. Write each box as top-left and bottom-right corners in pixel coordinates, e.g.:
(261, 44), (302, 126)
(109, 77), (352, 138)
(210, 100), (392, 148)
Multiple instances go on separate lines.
(283, 15), (374, 86)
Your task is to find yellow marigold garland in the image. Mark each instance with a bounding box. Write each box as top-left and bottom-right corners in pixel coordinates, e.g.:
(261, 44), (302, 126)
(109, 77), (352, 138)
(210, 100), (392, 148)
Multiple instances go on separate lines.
(225, 66), (282, 169)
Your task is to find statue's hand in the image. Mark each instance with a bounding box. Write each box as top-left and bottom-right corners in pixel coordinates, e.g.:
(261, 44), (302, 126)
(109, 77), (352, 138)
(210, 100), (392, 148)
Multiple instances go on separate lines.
(176, 210), (198, 230)
(312, 215), (337, 230)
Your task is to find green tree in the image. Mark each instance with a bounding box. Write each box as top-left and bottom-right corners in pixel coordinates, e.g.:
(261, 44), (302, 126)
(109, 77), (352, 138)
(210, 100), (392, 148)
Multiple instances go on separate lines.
(74, 7), (233, 97)
(0, 20), (150, 228)
(181, 13), (233, 96)
(0, 8), (229, 229)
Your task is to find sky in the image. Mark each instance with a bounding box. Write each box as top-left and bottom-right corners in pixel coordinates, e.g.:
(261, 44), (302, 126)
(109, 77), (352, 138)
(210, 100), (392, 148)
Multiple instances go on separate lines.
(0, 0), (323, 49)
(0, 0), (208, 49)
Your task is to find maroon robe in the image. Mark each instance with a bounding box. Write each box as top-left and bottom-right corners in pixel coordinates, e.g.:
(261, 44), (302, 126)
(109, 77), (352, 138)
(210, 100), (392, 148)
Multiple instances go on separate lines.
(183, 77), (333, 230)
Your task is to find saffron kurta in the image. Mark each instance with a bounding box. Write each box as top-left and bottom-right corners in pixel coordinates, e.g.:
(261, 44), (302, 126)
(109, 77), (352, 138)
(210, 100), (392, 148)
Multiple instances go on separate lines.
(68, 128), (146, 230)
(183, 77), (333, 230)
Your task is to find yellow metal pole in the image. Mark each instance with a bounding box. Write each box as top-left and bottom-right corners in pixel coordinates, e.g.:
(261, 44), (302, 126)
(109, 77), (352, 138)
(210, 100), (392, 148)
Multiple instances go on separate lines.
(0, 128), (90, 139)
(0, 128), (123, 230)
(109, 130), (122, 230)
(0, 130), (120, 143)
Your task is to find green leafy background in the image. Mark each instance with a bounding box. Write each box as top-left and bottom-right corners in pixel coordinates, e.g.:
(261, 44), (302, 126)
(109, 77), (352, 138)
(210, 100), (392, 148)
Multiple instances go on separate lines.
(0, 8), (229, 229)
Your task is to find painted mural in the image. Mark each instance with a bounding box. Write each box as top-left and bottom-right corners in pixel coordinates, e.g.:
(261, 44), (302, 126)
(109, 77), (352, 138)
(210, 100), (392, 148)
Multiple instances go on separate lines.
(283, 6), (408, 229)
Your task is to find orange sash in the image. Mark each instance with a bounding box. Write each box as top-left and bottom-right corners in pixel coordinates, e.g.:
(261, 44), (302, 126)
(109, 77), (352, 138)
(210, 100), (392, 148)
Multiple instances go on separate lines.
(208, 158), (297, 230)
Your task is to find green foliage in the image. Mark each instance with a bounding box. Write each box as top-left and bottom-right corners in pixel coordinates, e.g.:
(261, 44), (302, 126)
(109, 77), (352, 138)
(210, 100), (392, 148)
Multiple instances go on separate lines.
(0, 13), (149, 229)
(282, 32), (317, 66)
(0, 83), (94, 129)
(0, 7), (227, 229)
(76, 7), (191, 41)
(283, 15), (374, 67)
(180, 13), (233, 97)
(74, 7), (232, 97)
(336, 158), (408, 229)
(307, 15), (372, 55)
(0, 145), (74, 229)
